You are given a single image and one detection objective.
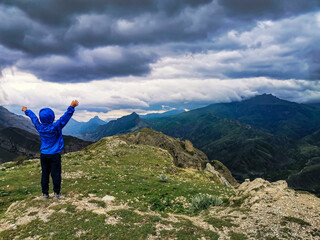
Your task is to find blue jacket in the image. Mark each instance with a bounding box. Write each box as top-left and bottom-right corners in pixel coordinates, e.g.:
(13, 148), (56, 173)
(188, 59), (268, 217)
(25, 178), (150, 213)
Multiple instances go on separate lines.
(25, 106), (75, 154)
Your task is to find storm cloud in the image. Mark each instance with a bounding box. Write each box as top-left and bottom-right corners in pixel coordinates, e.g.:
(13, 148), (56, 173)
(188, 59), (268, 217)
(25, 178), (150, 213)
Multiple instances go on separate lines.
(1, 0), (320, 118)
(1, 0), (319, 82)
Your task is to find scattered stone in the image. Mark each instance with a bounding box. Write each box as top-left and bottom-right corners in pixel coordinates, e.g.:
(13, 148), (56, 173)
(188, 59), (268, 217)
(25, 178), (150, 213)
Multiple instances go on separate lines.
(75, 230), (89, 237)
(102, 195), (115, 202)
(105, 215), (121, 225)
(92, 208), (107, 215)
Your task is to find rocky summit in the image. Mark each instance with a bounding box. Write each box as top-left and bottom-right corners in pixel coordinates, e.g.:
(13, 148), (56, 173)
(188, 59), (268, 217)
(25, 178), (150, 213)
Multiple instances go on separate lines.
(0, 132), (319, 239)
(119, 128), (209, 170)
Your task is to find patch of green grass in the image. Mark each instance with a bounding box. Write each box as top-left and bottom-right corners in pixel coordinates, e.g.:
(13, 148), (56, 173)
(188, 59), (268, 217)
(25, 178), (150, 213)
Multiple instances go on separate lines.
(229, 231), (247, 240)
(159, 218), (219, 240)
(281, 216), (311, 226)
(231, 194), (250, 207)
(0, 208), (220, 240)
(266, 237), (278, 240)
(0, 142), (233, 216)
(281, 227), (291, 234)
(2, 209), (157, 239)
(88, 199), (106, 208)
(205, 216), (237, 229)
(65, 204), (77, 213)
(28, 211), (37, 216)
(0, 161), (40, 217)
(0, 189), (10, 197)
(148, 194), (184, 212)
(0, 138), (233, 239)
(50, 203), (70, 211)
(0, 209), (156, 240)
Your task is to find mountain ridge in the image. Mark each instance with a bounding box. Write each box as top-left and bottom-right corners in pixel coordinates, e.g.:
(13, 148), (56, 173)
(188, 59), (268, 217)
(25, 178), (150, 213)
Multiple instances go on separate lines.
(84, 112), (149, 141)
(0, 106), (38, 135)
(63, 116), (106, 138)
(0, 135), (319, 239)
(0, 127), (93, 163)
(145, 94), (320, 195)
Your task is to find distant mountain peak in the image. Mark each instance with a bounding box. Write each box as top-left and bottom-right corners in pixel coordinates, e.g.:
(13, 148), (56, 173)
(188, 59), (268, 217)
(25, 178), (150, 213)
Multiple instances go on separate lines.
(130, 112), (139, 116)
(243, 93), (286, 104)
(249, 93), (278, 100)
(87, 116), (105, 125)
(118, 112), (140, 121)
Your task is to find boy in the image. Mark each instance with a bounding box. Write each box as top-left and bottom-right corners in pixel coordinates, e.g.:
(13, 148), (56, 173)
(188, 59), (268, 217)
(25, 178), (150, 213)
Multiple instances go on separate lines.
(22, 100), (79, 200)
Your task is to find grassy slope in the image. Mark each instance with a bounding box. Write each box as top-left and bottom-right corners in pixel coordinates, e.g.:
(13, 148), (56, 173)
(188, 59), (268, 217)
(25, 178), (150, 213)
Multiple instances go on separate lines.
(147, 94), (320, 183)
(0, 137), (233, 239)
(201, 94), (320, 138)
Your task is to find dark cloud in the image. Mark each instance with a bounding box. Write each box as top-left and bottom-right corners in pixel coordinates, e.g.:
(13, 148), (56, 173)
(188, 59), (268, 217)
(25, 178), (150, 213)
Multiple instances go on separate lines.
(0, 46), (23, 71)
(219, 0), (320, 20)
(1, 0), (212, 26)
(0, 6), (73, 55)
(0, 0), (319, 82)
(16, 46), (157, 82)
(0, 1), (220, 81)
(0, 1), (218, 54)
(306, 49), (320, 80)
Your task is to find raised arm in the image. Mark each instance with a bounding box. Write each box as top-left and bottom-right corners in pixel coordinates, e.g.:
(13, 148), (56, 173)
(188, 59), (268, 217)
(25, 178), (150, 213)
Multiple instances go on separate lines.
(22, 107), (41, 131)
(54, 100), (79, 129)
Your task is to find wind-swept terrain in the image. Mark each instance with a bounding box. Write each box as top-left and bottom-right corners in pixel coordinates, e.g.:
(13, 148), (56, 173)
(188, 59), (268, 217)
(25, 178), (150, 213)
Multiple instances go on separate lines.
(0, 131), (319, 239)
(1, 0), (320, 238)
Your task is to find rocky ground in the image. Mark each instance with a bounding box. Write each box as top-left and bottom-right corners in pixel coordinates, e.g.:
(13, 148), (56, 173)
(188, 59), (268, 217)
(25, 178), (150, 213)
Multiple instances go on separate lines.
(212, 178), (320, 239)
(1, 177), (319, 239)
(0, 135), (319, 239)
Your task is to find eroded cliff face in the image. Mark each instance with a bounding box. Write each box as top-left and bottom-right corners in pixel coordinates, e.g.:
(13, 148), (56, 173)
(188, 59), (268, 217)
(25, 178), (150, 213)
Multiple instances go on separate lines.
(119, 128), (209, 170)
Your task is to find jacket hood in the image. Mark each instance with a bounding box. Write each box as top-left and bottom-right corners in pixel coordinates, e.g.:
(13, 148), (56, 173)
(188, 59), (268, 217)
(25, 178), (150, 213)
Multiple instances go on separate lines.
(39, 108), (55, 124)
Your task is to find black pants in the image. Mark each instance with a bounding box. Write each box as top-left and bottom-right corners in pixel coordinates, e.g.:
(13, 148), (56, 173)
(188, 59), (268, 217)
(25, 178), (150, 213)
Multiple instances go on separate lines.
(40, 153), (61, 195)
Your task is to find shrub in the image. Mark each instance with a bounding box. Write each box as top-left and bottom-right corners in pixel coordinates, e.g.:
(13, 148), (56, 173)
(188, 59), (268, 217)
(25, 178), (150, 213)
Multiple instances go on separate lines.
(0, 190), (10, 197)
(158, 174), (169, 182)
(228, 231), (247, 240)
(281, 216), (310, 226)
(189, 193), (223, 213)
(149, 196), (171, 211)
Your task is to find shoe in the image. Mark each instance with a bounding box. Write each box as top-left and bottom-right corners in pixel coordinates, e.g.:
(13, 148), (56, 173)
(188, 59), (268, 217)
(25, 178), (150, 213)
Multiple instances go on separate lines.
(42, 194), (49, 200)
(54, 192), (61, 200)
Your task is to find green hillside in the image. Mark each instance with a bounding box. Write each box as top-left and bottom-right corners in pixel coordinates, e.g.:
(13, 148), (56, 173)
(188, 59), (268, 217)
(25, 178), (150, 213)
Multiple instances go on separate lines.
(85, 112), (149, 141)
(149, 94), (320, 139)
(200, 94), (320, 139)
(1, 133), (319, 240)
(149, 111), (302, 180)
(0, 135), (233, 239)
(148, 95), (320, 186)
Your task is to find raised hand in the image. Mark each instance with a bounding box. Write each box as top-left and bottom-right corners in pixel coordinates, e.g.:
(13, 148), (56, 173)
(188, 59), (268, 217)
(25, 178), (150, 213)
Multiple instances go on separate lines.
(71, 100), (79, 108)
(22, 106), (27, 112)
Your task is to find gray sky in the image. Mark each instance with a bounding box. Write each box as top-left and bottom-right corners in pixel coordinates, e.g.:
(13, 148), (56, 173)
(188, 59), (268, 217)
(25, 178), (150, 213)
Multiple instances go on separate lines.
(1, 0), (320, 121)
